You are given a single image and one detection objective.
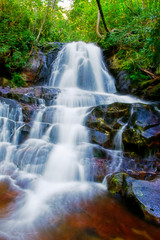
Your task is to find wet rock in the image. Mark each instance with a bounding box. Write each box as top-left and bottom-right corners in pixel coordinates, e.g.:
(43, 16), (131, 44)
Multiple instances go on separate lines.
(123, 103), (160, 155)
(107, 172), (160, 225)
(21, 104), (36, 123)
(86, 102), (130, 130)
(104, 103), (130, 125)
(92, 145), (108, 159)
(0, 87), (61, 143)
(129, 103), (160, 129)
(125, 176), (160, 225)
(116, 70), (131, 94)
(89, 129), (110, 147)
(17, 124), (31, 143)
(107, 172), (126, 194)
(92, 158), (108, 182)
(0, 96), (19, 109)
(0, 87), (60, 107)
(22, 50), (46, 84)
(22, 43), (63, 85)
(86, 102), (131, 148)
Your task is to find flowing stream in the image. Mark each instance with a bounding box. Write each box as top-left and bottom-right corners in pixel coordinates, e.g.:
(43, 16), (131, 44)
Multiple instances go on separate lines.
(0, 42), (159, 240)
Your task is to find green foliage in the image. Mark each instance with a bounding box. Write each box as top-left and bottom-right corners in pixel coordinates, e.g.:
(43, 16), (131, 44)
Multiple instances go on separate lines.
(11, 73), (25, 87)
(63, 0), (160, 87)
(0, 0), (62, 86)
(0, 0), (36, 85)
(98, 1), (160, 85)
(0, 0), (160, 90)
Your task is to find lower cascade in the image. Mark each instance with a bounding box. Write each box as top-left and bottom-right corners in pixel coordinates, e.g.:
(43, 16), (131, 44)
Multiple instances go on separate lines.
(0, 42), (160, 239)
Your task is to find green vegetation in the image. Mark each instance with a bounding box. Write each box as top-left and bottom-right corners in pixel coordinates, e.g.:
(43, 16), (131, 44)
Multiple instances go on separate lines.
(0, 0), (160, 91)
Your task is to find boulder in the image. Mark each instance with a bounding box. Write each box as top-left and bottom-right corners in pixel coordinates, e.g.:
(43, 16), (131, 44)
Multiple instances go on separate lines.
(22, 50), (46, 84)
(89, 129), (110, 148)
(107, 172), (125, 194)
(116, 70), (131, 94)
(107, 172), (160, 225)
(86, 102), (131, 148)
(22, 43), (63, 85)
(123, 103), (160, 155)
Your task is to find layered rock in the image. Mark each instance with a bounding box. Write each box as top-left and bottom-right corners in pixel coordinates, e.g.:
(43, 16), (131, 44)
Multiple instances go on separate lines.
(86, 101), (160, 182)
(86, 102), (131, 148)
(123, 103), (160, 154)
(0, 87), (60, 144)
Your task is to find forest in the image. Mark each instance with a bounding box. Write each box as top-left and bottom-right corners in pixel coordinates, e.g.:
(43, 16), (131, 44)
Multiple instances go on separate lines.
(0, 0), (160, 94)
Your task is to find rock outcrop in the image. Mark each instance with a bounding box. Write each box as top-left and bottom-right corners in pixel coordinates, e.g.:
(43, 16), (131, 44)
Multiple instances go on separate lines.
(0, 87), (60, 144)
(107, 172), (160, 225)
(22, 42), (64, 85)
(86, 101), (160, 182)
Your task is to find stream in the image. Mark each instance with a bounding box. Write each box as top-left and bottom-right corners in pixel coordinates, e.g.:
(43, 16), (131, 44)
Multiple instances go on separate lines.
(0, 42), (159, 240)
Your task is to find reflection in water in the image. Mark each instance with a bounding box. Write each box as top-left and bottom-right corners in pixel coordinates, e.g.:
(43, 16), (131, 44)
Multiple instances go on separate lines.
(0, 181), (159, 240)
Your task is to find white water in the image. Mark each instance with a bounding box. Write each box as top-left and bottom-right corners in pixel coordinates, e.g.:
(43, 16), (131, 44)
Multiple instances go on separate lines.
(0, 42), (146, 238)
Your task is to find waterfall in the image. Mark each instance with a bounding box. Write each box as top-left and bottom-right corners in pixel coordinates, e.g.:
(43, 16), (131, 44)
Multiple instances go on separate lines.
(10, 42), (117, 181)
(0, 42), (146, 238)
(0, 100), (23, 165)
(49, 41), (116, 93)
(109, 123), (127, 173)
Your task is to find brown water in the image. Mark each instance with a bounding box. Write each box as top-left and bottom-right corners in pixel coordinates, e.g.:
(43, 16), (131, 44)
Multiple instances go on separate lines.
(36, 194), (160, 240)
(0, 181), (159, 240)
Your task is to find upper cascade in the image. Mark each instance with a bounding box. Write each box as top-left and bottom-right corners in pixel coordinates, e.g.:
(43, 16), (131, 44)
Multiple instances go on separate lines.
(49, 41), (116, 93)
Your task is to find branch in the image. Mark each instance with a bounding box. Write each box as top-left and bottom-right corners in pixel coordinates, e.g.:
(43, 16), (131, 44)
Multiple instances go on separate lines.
(52, 0), (57, 9)
(141, 68), (157, 79)
(124, 1), (138, 16)
(36, 0), (51, 42)
(28, 44), (34, 57)
(96, 10), (102, 38)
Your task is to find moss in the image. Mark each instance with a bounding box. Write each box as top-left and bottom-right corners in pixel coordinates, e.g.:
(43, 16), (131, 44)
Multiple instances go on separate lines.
(150, 83), (160, 96)
(108, 173), (125, 194)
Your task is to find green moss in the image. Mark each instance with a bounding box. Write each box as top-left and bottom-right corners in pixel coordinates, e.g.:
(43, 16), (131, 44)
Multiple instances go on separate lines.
(150, 83), (160, 96)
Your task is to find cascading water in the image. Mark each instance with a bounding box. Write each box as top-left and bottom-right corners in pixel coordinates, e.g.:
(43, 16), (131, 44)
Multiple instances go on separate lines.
(0, 42), (150, 239)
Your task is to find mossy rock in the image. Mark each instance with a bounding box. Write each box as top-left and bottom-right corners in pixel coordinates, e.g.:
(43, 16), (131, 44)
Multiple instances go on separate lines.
(107, 172), (127, 194)
(123, 103), (160, 154)
(86, 102), (131, 134)
(107, 172), (160, 225)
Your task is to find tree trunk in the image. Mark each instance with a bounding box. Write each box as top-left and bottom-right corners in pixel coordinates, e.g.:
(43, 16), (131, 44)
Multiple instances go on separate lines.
(142, 0), (146, 8)
(32, 7), (37, 34)
(36, 0), (51, 42)
(95, 0), (110, 33)
(96, 10), (102, 38)
(52, 0), (56, 9)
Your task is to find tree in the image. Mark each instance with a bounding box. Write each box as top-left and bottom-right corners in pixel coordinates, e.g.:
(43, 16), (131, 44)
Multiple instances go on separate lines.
(36, 0), (51, 42)
(95, 0), (110, 33)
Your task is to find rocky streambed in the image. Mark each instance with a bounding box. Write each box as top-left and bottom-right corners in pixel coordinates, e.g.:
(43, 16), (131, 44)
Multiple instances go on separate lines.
(0, 84), (160, 226)
(0, 42), (160, 232)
